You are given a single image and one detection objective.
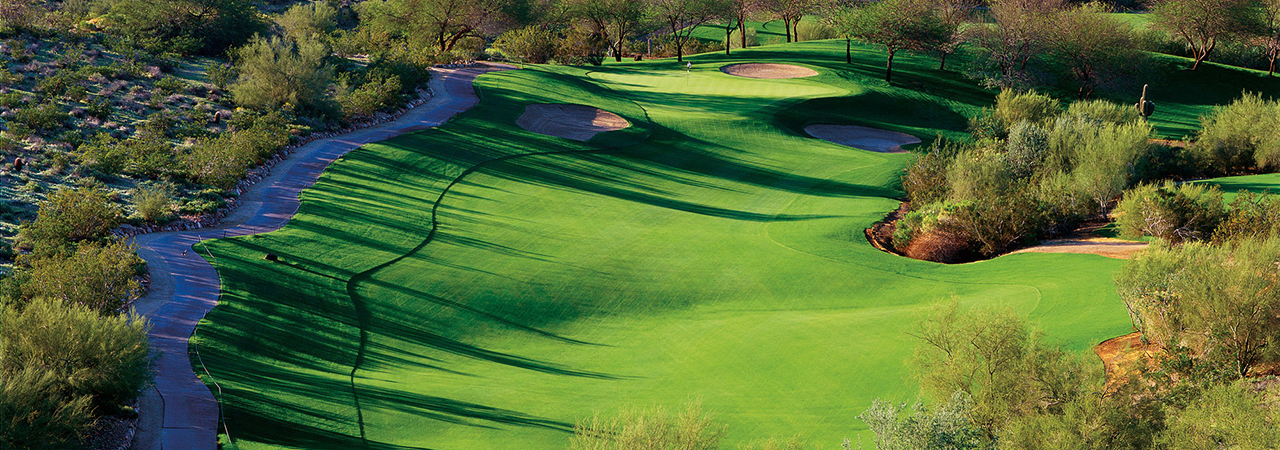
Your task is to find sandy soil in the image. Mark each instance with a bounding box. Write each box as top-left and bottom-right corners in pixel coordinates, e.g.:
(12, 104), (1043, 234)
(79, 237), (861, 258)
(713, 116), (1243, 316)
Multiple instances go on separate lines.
(1095, 332), (1155, 391)
(1013, 236), (1148, 259)
(516, 104), (630, 141)
(805, 124), (922, 153)
(720, 63), (818, 79)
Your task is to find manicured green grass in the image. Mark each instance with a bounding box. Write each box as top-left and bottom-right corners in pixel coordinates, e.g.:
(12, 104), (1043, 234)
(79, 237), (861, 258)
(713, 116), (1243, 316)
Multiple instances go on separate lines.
(1201, 173), (1280, 202)
(198, 41), (1149, 450)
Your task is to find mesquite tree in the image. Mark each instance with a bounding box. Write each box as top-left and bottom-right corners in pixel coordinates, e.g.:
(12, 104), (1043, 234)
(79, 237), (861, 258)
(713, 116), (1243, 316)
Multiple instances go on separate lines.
(1050, 3), (1145, 98)
(648, 0), (731, 62)
(1153, 0), (1259, 70)
(838, 0), (949, 83)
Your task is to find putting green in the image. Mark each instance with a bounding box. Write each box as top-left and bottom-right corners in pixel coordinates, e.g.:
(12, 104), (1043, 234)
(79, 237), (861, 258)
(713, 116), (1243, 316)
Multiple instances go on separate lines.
(197, 41), (1136, 450)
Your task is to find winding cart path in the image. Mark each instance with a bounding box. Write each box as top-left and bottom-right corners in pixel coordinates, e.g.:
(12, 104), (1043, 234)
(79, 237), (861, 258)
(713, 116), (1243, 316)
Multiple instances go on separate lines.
(127, 63), (514, 450)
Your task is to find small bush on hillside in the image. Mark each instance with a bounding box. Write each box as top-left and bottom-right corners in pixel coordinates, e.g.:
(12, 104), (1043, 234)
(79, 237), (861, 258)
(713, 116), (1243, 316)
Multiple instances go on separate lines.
(1195, 92), (1280, 174)
(78, 131), (176, 179)
(130, 184), (173, 222)
(1064, 99), (1141, 124)
(22, 184), (121, 255)
(970, 90), (1060, 139)
(859, 391), (985, 450)
(796, 20), (838, 41)
(8, 239), (144, 314)
(12, 102), (67, 131)
(336, 73), (402, 119)
(230, 35), (334, 114)
(154, 75), (185, 96)
(1114, 182), (1226, 243)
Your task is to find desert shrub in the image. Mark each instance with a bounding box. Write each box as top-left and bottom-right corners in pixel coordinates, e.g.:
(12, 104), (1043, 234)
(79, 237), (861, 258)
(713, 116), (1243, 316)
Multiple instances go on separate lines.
(154, 75), (184, 96)
(1114, 182), (1226, 243)
(729, 28), (758, 50)
(558, 25), (607, 66)
(0, 91), (25, 108)
(1194, 92), (1280, 174)
(1005, 121), (1049, 177)
(0, 296), (153, 411)
(860, 391), (985, 450)
(12, 102), (67, 131)
(206, 62), (235, 90)
(183, 109), (290, 187)
(1212, 192), (1280, 243)
(22, 184), (120, 254)
(101, 0), (267, 55)
(85, 96), (112, 120)
(0, 367), (93, 450)
(35, 70), (85, 97)
(1158, 382), (1280, 448)
(230, 35), (334, 114)
(493, 25), (558, 64)
(1064, 99), (1140, 125)
(77, 131), (175, 178)
(569, 400), (724, 450)
(130, 185), (172, 222)
(902, 140), (962, 205)
(336, 72), (402, 119)
(276, 1), (337, 43)
(7, 239), (143, 314)
(1117, 238), (1280, 378)
(1069, 120), (1152, 213)
(796, 20), (838, 41)
(971, 90), (1060, 138)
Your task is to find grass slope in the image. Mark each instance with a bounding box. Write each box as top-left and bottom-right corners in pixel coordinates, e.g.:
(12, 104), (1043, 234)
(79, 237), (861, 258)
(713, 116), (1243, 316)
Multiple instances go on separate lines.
(197, 41), (1135, 450)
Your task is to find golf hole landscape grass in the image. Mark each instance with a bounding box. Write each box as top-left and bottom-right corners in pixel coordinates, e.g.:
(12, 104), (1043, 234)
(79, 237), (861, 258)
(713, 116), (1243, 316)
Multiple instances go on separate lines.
(191, 40), (1279, 449)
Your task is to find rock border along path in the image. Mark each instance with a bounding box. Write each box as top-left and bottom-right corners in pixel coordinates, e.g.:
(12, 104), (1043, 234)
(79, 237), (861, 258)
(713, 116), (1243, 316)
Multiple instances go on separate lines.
(127, 63), (515, 450)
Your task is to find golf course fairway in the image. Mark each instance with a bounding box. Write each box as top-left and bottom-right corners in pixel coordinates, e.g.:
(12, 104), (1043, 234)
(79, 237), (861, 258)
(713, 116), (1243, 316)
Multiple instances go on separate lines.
(195, 41), (1137, 449)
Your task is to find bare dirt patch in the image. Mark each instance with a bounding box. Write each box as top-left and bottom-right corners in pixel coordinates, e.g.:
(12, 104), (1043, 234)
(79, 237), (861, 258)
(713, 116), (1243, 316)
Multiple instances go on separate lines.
(805, 124), (922, 153)
(1095, 332), (1157, 392)
(720, 63), (818, 79)
(1012, 236), (1148, 259)
(516, 104), (630, 142)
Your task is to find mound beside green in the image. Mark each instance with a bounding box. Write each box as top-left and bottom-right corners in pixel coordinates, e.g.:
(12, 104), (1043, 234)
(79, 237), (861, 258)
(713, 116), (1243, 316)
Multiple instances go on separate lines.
(197, 41), (1138, 450)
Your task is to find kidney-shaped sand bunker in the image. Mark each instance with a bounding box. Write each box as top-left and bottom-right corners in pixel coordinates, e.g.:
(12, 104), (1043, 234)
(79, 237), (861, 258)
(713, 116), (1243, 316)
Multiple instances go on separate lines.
(805, 124), (922, 153)
(516, 104), (630, 142)
(720, 63), (818, 79)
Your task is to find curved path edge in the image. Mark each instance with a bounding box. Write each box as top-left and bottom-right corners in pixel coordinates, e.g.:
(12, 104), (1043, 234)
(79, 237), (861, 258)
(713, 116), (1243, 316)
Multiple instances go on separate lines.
(127, 63), (516, 450)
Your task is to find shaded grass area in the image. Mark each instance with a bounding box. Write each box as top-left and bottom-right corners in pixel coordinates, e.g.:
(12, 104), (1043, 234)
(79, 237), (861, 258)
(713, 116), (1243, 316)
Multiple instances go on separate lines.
(199, 41), (1136, 450)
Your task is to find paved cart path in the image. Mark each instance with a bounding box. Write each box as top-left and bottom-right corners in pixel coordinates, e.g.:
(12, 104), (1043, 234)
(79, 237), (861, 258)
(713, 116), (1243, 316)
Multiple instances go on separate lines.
(128, 63), (514, 450)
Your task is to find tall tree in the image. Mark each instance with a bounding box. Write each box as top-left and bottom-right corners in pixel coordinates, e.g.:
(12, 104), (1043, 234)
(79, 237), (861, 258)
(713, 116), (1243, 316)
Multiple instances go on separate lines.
(766, 0), (818, 42)
(928, 0), (975, 70)
(838, 0), (950, 83)
(721, 0), (760, 54)
(648, 0), (731, 62)
(358, 0), (530, 54)
(968, 0), (1062, 89)
(1261, 0), (1280, 75)
(1050, 3), (1146, 98)
(566, 0), (646, 61)
(1152, 0), (1260, 70)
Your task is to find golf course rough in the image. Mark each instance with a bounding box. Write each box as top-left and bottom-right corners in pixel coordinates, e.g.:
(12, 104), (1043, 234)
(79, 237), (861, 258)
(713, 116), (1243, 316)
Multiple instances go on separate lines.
(197, 41), (1140, 450)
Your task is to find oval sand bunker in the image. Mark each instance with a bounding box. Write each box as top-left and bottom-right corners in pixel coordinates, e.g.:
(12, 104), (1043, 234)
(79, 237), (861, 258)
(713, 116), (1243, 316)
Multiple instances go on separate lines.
(720, 63), (818, 79)
(516, 104), (630, 142)
(805, 124), (921, 153)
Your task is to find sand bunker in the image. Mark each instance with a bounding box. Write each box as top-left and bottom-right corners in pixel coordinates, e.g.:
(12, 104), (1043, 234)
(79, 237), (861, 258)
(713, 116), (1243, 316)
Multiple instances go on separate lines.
(805, 124), (922, 153)
(517, 104), (630, 141)
(1013, 236), (1148, 259)
(720, 63), (818, 79)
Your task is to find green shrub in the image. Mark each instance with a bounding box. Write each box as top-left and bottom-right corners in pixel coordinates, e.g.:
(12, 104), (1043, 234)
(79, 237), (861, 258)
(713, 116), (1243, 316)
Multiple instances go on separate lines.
(154, 75), (185, 96)
(77, 132), (176, 178)
(1114, 182), (1226, 243)
(22, 184), (121, 255)
(493, 25), (558, 64)
(902, 141), (960, 205)
(1064, 99), (1140, 125)
(1005, 121), (1049, 177)
(0, 296), (154, 411)
(0, 91), (26, 108)
(336, 73), (402, 119)
(1211, 192), (1280, 243)
(1195, 92), (1280, 174)
(569, 400), (725, 450)
(11, 239), (144, 314)
(206, 62), (235, 89)
(276, 1), (338, 43)
(35, 70), (85, 98)
(1158, 382), (1280, 448)
(0, 367), (93, 450)
(131, 185), (173, 222)
(971, 90), (1061, 138)
(86, 96), (113, 120)
(230, 35), (334, 114)
(12, 102), (67, 131)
